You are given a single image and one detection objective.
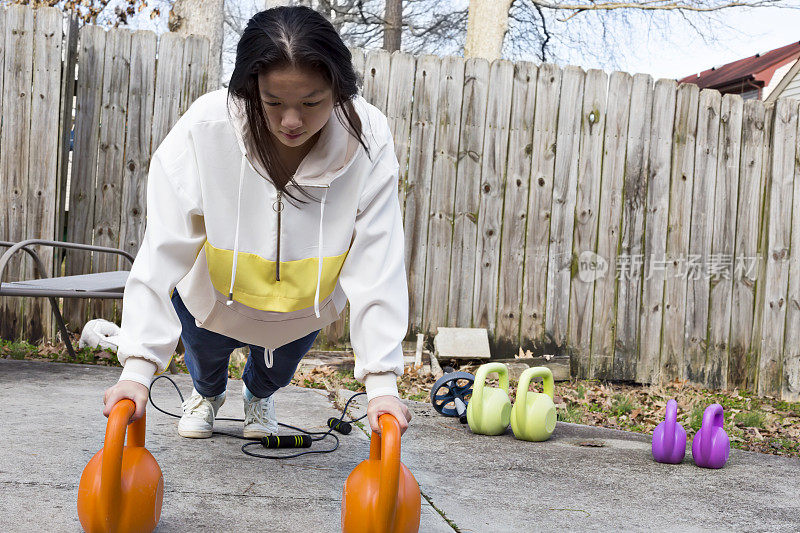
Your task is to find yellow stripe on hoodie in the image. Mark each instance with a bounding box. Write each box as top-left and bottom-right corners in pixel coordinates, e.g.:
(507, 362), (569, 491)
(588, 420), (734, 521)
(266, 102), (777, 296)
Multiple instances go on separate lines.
(204, 241), (349, 312)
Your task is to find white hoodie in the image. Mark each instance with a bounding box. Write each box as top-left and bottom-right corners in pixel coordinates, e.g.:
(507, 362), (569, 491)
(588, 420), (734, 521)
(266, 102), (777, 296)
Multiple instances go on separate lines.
(116, 89), (408, 401)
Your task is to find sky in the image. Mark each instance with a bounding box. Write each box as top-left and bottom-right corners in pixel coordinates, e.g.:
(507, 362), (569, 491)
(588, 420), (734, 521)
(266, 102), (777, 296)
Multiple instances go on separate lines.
(620, 5), (800, 80)
(120, 1), (800, 83)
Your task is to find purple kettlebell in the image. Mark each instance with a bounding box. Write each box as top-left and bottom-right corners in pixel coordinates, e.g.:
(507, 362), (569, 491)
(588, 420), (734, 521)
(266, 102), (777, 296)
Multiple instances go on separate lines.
(652, 399), (687, 464)
(691, 403), (730, 469)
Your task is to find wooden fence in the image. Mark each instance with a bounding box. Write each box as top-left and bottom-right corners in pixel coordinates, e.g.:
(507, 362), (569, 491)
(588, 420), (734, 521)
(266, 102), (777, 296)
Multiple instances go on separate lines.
(1, 6), (799, 400)
(0, 6), (210, 342)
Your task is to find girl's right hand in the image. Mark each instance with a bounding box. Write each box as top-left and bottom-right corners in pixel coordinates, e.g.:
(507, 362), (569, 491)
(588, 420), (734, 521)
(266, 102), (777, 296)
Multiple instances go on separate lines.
(103, 380), (150, 422)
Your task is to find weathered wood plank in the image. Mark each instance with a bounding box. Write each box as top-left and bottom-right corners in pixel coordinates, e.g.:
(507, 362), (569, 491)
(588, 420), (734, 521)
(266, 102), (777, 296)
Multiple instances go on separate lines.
(404, 55), (441, 334)
(0, 5), (34, 340)
(569, 68), (607, 378)
(614, 74), (653, 381)
(0, 7), (5, 145)
(55, 14), (79, 281)
(683, 89), (722, 385)
(728, 100), (767, 391)
(637, 79), (677, 384)
(348, 46), (365, 91)
(64, 24), (106, 332)
(707, 93), (743, 390)
(495, 61), (537, 355)
(660, 83), (699, 383)
(589, 71), (633, 380)
(751, 104), (776, 395)
(23, 7), (63, 341)
(150, 32), (184, 155)
(472, 59), (515, 338)
(91, 28), (132, 323)
(362, 49), (391, 113)
(758, 98), (796, 397)
(422, 55), (464, 334)
(544, 65), (586, 361)
(448, 57), (489, 328)
(119, 31), (157, 268)
(781, 100), (800, 401)
(180, 34), (210, 114)
(386, 51), (415, 209)
(520, 63), (561, 352)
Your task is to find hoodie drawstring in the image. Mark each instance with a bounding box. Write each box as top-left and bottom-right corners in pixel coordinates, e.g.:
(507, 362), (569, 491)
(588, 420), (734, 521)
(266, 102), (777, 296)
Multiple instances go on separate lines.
(314, 188), (328, 318)
(227, 155), (247, 306)
(228, 154), (328, 319)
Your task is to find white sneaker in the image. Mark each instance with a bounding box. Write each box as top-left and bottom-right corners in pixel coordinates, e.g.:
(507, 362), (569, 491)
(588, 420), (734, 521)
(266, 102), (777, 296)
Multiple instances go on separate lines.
(178, 388), (226, 438)
(243, 383), (278, 438)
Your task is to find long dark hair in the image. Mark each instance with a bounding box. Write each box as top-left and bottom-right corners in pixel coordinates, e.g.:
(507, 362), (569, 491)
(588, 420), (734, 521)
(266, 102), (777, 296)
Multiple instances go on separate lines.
(228, 6), (369, 203)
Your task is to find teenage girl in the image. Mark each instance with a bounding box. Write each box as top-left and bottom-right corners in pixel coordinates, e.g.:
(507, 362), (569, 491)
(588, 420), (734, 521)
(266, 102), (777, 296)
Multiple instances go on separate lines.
(101, 6), (412, 439)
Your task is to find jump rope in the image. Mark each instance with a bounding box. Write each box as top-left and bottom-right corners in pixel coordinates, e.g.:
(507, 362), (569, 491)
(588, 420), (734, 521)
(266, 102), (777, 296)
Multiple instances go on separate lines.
(148, 375), (367, 459)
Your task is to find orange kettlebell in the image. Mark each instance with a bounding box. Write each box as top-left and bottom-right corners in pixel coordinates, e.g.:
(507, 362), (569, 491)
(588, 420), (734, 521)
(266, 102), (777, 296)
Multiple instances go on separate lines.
(77, 399), (163, 533)
(341, 414), (420, 533)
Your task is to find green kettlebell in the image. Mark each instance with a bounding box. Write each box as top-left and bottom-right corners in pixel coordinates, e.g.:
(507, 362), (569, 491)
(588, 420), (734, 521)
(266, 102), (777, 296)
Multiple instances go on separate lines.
(510, 366), (557, 442)
(466, 363), (511, 436)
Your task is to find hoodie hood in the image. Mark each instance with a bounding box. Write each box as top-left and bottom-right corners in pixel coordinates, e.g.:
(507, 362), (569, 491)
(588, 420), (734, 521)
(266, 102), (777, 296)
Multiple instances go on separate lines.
(226, 94), (362, 188)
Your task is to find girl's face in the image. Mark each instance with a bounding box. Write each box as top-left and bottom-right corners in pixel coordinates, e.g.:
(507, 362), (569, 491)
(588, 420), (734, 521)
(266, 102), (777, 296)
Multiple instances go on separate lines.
(257, 66), (334, 150)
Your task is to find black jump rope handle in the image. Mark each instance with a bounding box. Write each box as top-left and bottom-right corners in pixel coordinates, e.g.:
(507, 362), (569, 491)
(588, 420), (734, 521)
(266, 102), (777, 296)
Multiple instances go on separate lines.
(327, 417), (352, 435)
(259, 417), (352, 448)
(261, 435), (312, 448)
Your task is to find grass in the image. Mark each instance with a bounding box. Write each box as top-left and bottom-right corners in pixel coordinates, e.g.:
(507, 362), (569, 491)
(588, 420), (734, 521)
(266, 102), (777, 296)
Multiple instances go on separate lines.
(734, 410), (767, 429)
(690, 405), (705, 432)
(575, 383), (586, 399)
(611, 394), (636, 417)
(1, 338), (120, 366)
(558, 405), (585, 424)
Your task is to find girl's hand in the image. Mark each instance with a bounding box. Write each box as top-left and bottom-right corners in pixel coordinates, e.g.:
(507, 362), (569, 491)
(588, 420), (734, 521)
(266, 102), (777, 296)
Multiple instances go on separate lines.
(103, 380), (150, 422)
(367, 395), (412, 436)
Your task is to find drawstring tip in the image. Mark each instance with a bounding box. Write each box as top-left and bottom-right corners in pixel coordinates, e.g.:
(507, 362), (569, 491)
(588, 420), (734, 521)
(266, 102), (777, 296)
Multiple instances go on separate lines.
(226, 292), (234, 306)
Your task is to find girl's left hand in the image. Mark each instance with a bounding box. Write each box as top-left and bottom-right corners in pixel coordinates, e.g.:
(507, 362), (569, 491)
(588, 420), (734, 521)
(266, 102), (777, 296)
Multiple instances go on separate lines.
(367, 395), (412, 436)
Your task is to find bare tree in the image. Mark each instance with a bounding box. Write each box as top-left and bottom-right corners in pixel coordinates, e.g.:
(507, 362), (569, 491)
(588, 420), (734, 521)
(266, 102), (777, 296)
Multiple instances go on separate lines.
(464, 0), (515, 60)
(465, 0), (797, 64)
(169, 0), (225, 89)
(383, 0), (402, 52)
(45, 0), (787, 86)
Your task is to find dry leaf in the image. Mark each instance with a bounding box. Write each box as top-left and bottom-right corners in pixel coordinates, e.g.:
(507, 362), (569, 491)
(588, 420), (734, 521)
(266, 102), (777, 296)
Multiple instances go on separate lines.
(515, 348), (533, 359)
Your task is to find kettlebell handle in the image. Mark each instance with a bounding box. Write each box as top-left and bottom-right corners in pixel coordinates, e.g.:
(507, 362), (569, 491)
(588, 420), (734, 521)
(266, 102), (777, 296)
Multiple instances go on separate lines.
(700, 403), (724, 458)
(368, 414), (401, 532)
(664, 399), (678, 448)
(515, 367), (553, 429)
(101, 399), (146, 530)
(472, 363), (509, 423)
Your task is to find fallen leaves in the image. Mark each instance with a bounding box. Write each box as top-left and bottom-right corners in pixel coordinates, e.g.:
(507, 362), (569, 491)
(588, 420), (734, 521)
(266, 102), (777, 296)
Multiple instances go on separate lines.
(516, 348), (534, 359)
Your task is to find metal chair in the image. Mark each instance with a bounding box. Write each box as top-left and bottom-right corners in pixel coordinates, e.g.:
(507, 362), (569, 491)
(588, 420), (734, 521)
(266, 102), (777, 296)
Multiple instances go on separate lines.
(0, 239), (134, 359)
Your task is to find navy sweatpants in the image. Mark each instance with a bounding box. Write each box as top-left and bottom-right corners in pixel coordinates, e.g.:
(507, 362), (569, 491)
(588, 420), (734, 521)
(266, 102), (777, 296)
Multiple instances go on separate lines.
(171, 290), (319, 399)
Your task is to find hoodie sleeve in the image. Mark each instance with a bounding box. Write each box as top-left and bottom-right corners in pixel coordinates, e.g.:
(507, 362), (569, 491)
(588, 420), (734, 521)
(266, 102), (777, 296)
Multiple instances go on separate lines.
(116, 137), (206, 388)
(338, 116), (409, 401)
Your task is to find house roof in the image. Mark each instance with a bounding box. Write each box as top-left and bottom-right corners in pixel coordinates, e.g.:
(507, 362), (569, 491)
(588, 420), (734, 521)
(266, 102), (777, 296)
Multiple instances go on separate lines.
(679, 41), (800, 91)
